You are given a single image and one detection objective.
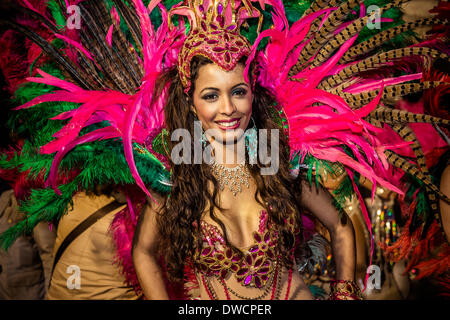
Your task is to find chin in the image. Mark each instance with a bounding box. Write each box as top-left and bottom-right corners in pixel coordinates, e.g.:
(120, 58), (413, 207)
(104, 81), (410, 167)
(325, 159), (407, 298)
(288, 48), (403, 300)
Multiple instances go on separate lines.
(217, 128), (246, 144)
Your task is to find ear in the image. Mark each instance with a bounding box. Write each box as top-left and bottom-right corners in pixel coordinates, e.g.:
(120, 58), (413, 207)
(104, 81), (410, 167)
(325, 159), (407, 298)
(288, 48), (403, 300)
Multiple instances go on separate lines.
(185, 94), (197, 117)
(190, 105), (197, 117)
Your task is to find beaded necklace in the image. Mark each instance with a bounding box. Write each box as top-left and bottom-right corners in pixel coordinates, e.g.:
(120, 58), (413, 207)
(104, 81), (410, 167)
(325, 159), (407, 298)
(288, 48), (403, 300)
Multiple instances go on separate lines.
(201, 257), (294, 300)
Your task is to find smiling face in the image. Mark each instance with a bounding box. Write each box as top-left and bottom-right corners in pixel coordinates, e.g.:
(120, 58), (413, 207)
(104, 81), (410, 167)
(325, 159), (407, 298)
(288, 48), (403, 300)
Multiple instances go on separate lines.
(191, 62), (253, 144)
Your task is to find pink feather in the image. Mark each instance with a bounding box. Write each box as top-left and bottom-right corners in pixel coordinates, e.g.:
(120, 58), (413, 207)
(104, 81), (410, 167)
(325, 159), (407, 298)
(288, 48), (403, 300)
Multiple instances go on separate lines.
(111, 6), (120, 24)
(53, 34), (99, 68)
(106, 24), (114, 47)
(344, 73), (423, 94)
(46, 127), (120, 194)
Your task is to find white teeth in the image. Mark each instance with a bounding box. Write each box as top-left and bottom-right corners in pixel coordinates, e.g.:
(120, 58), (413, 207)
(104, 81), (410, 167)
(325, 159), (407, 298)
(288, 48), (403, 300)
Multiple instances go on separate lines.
(218, 120), (238, 127)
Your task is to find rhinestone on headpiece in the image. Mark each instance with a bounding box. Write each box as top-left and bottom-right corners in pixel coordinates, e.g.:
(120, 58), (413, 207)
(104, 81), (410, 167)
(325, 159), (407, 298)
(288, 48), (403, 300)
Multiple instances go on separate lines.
(169, 0), (262, 93)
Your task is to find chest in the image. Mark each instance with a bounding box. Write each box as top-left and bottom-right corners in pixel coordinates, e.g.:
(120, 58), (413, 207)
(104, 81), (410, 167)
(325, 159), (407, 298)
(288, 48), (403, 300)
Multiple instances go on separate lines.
(193, 210), (300, 289)
(195, 210), (278, 287)
(203, 178), (267, 247)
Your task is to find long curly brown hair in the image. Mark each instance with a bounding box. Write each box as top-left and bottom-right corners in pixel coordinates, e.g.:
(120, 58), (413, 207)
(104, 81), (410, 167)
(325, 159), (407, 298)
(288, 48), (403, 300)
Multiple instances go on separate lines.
(155, 56), (304, 282)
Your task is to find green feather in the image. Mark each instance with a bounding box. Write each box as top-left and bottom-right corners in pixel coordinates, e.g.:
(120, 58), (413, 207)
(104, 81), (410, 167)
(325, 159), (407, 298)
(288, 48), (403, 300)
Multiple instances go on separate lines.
(47, 0), (67, 29)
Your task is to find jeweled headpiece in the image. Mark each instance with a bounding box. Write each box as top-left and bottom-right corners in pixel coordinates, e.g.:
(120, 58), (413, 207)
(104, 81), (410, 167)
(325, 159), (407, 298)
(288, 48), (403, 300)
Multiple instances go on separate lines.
(169, 0), (262, 93)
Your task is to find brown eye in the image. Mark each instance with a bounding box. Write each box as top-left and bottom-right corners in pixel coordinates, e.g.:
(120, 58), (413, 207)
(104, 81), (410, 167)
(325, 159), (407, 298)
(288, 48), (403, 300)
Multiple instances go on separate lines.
(202, 93), (218, 101)
(232, 88), (247, 96)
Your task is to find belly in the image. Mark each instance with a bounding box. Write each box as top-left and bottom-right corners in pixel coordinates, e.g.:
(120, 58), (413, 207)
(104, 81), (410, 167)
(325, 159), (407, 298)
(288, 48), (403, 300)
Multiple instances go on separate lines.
(193, 267), (314, 300)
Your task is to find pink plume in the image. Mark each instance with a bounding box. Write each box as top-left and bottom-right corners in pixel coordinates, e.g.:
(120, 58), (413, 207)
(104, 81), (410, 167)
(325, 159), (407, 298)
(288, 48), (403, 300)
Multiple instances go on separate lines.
(111, 6), (120, 24)
(53, 34), (100, 68)
(106, 24), (114, 47)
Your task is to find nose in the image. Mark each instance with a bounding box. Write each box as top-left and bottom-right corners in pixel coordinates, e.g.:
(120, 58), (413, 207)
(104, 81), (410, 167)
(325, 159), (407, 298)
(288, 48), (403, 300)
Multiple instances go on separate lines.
(220, 95), (236, 115)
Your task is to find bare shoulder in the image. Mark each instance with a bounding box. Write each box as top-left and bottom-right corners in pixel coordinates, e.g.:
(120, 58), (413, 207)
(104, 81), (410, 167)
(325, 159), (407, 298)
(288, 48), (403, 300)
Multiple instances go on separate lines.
(440, 164), (450, 196)
(145, 190), (167, 212)
(441, 164), (450, 183)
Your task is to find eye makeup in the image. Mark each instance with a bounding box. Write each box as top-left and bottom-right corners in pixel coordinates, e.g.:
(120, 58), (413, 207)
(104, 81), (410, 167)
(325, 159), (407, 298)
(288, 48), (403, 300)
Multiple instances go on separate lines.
(201, 85), (248, 101)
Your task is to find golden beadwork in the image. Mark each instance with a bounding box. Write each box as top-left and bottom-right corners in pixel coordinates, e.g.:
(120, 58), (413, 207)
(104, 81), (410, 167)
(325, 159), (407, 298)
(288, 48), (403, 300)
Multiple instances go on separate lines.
(168, 0), (261, 93)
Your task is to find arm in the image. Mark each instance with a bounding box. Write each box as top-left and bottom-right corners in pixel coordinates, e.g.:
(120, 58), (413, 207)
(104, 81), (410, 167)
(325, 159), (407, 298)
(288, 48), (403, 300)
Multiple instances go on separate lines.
(439, 164), (450, 243)
(299, 179), (356, 281)
(132, 194), (169, 299)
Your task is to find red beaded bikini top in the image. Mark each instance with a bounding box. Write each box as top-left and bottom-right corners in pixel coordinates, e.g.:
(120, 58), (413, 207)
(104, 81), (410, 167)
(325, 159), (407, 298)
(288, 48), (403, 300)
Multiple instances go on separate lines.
(193, 210), (300, 289)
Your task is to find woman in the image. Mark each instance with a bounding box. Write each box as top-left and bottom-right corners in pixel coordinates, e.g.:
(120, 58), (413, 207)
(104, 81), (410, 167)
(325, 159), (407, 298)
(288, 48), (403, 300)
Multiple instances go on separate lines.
(132, 55), (360, 300)
(1, 0), (447, 300)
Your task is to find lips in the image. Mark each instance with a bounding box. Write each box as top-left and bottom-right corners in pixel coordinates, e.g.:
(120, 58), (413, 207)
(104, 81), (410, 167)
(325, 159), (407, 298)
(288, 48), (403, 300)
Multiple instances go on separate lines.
(215, 118), (241, 130)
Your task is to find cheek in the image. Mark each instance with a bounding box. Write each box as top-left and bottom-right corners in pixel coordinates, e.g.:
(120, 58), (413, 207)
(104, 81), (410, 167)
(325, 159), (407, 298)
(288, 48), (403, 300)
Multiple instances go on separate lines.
(237, 95), (253, 115)
(193, 100), (216, 124)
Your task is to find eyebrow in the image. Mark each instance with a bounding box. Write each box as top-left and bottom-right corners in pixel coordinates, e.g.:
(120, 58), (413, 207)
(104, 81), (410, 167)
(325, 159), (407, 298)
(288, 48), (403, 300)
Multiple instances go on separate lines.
(200, 82), (249, 94)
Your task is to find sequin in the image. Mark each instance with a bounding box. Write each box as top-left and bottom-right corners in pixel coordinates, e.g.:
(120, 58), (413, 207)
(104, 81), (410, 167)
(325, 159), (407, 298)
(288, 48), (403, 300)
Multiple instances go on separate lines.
(216, 15), (225, 28)
(224, 51), (231, 63)
(193, 210), (298, 289)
